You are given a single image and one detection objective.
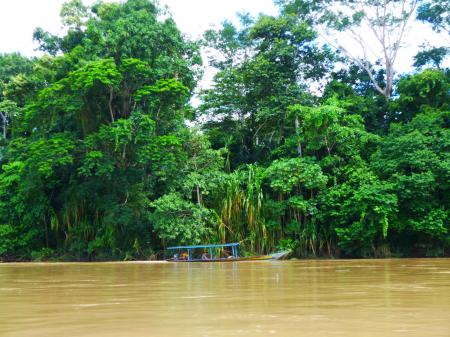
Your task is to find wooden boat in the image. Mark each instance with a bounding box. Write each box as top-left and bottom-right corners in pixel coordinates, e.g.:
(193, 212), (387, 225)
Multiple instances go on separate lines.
(165, 243), (289, 262)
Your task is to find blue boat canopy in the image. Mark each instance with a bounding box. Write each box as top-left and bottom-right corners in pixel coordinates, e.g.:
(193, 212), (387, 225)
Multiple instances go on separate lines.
(166, 243), (239, 250)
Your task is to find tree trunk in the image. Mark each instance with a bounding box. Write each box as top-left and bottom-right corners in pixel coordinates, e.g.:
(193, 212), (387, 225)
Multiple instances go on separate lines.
(1, 112), (7, 139)
(295, 116), (302, 157)
(196, 185), (202, 205)
(108, 86), (115, 122)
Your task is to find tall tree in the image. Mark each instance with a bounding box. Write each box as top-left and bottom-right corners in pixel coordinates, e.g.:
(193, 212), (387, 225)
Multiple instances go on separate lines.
(201, 13), (332, 167)
(0, 0), (204, 261)
(0, 53), (34, 139)
(279, 0), (419, 98)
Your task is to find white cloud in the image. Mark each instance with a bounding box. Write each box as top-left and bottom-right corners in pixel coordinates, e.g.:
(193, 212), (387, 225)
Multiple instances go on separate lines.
(162, 0), (277, 39)
(0, 0), (277, 56)
(0, 0), (446, 80)
(0, 0), (62, 55)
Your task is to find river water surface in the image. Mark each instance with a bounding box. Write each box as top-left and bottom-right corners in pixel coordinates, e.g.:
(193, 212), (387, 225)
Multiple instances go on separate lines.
(1, 259), (449, 337)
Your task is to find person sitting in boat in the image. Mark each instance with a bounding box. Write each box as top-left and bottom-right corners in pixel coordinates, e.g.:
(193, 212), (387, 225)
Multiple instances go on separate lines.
(181, 251), (189, 260)
(221, 249), (234, 259)
(201, 252), (209, 260)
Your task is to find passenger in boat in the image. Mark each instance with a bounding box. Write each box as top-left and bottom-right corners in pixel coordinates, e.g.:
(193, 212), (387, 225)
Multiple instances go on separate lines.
(201, 252), (209, 260)
(181, 252), (189, 260)
(221, 249), (233, 259)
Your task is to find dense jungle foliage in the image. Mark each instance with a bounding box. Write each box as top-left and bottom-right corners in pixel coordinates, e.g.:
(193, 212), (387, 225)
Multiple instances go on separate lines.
(0, 0), (449, 261)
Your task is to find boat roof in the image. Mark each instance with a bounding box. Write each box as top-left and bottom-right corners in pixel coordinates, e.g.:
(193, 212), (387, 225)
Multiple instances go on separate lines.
(166, 243), (239, 250)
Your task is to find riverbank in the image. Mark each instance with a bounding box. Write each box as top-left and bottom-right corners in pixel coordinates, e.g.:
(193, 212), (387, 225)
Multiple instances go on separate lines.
(2, 255), (450, 264)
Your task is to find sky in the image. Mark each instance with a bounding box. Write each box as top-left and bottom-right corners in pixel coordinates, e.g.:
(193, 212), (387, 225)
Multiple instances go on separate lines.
(0, 0), (447, 80)
(0, 0), (277, 56)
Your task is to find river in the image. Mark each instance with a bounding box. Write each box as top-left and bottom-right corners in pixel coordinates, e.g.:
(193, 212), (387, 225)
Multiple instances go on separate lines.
(1, 259), (449, 337)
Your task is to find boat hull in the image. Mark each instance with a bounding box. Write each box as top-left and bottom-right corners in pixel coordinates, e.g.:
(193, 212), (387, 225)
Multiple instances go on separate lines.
(166, 251), (289, 262)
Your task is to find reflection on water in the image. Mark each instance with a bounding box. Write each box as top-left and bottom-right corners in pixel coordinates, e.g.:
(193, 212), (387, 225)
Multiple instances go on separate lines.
(1, 259), (450, 337)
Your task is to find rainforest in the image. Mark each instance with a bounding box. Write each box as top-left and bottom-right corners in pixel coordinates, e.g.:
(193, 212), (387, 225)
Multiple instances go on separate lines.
(0, 0), (448, 261)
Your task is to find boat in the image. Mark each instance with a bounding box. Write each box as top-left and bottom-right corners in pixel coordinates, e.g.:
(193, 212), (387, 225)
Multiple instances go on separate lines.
(165, 243), (289, 262)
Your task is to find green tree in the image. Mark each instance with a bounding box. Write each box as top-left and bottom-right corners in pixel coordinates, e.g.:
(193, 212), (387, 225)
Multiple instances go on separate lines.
(318, 164), (397, 257)
(201, 12), (332, 167)
(150, 193), (216, 246)
(391, 69), (450, 123)
(414, 46), (449, 70)
(265, 157), (327, 255)
(279, 0), (419, 98)
(0, 0), (203, 261)
(183, 133), (226, 205)
(372, 111), (450, 256)
(417, 0), (450, 34)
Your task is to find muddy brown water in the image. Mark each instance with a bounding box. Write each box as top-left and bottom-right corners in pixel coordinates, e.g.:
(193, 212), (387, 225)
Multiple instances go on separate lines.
(1, 259), (449, 337)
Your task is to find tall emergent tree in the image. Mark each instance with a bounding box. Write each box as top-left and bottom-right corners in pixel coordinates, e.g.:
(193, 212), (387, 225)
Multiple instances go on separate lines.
(279, 0), (419, 98)
(0, 0), (215, 260)
(201, 12), (333, 167)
